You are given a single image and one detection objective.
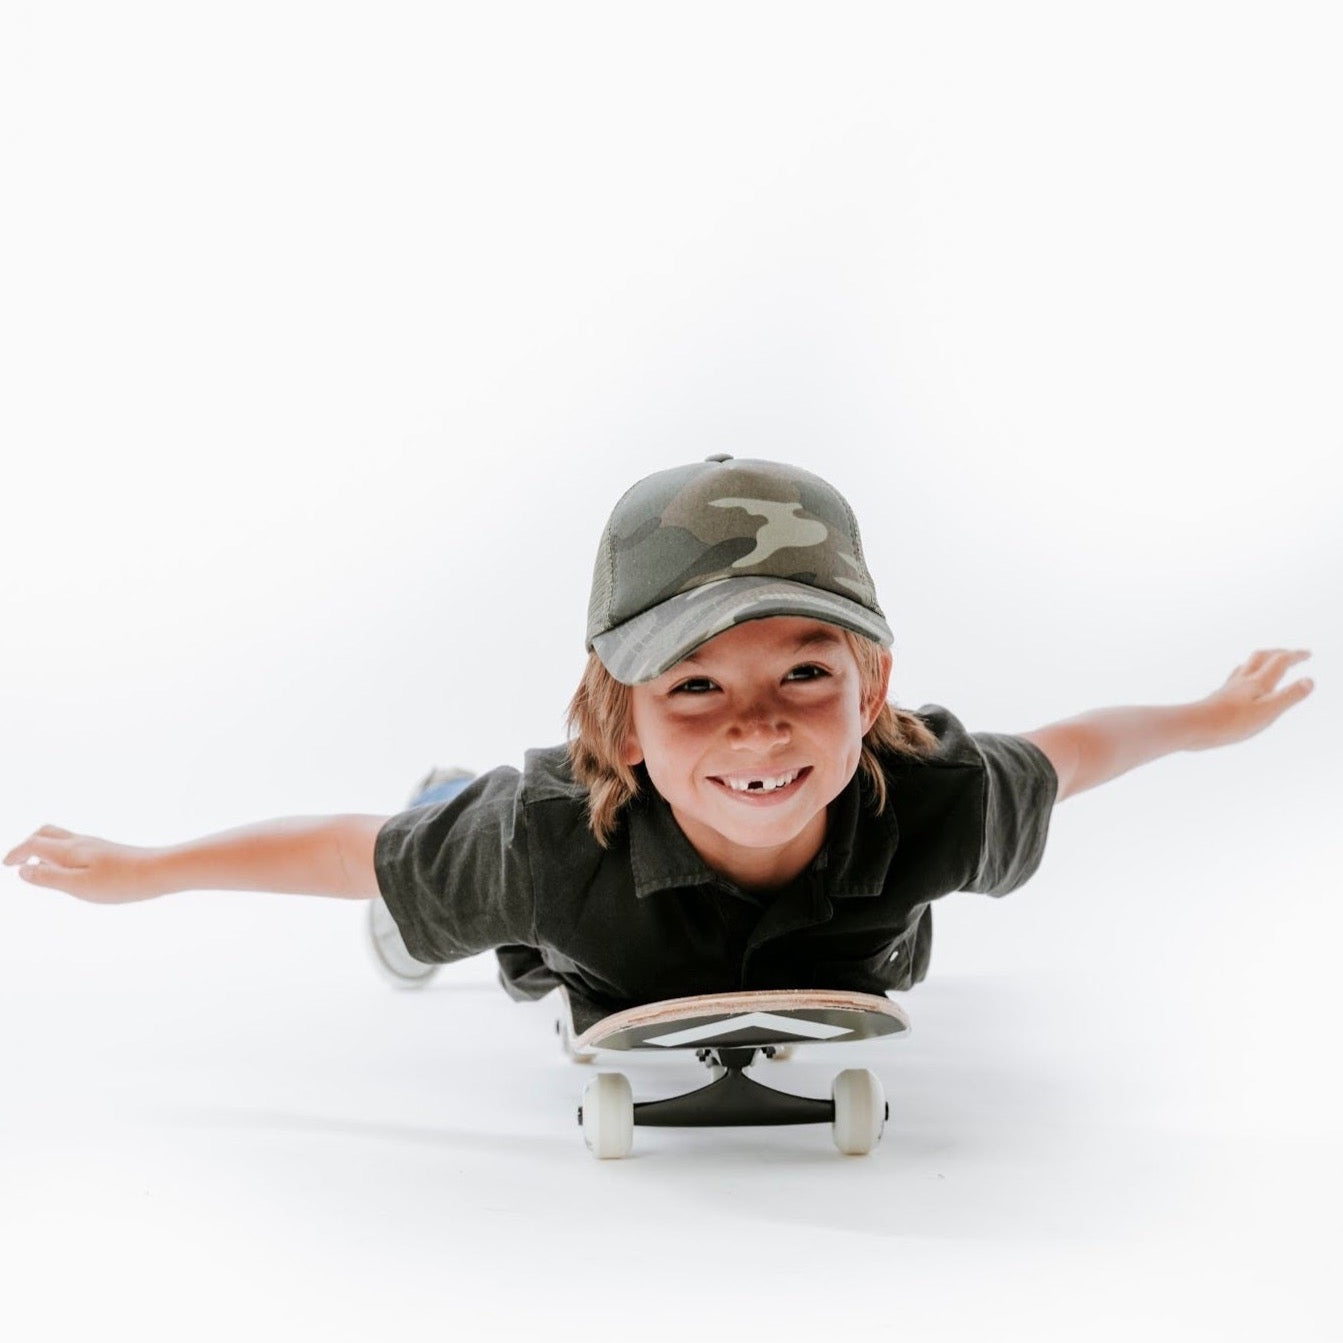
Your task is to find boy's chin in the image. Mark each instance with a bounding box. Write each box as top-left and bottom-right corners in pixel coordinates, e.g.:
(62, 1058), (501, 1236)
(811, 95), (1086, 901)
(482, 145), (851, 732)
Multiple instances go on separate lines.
(701, 804), (825, 847)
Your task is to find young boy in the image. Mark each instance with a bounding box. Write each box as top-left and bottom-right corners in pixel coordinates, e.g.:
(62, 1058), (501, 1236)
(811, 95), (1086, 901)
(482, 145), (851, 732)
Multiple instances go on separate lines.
(3, 456), (1315, 1036)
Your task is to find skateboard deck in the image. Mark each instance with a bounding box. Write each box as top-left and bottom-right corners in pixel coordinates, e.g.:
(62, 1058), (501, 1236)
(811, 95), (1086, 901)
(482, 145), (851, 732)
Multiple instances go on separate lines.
(561, 986), (909, 1054)
(555, 987), (910, 1158)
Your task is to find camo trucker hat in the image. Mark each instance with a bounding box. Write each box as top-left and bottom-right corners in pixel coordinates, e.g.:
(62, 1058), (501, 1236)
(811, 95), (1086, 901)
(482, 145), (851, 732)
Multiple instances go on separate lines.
(586, 454), (893, 685)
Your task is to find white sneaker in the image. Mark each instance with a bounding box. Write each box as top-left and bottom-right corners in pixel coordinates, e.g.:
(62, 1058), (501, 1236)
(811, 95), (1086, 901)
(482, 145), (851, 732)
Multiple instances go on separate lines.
(367, 895), (439, 988)
(366, 766), (475, 990)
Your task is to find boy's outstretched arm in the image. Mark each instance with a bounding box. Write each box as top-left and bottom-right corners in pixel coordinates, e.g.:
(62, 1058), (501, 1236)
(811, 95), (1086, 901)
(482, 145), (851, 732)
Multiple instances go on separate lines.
(1021, 648), (1314, 804)
(3, 814), (390, 904)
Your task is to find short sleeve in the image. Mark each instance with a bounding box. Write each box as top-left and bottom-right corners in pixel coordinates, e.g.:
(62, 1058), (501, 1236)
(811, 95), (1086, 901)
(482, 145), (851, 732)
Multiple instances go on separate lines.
(373, 767), (537, 964)
(962, 733), (1058, 897)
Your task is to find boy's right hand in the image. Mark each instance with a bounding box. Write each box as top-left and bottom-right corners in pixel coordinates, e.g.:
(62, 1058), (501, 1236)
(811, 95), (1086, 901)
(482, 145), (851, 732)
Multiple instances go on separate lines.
(3, 826), (166, 903)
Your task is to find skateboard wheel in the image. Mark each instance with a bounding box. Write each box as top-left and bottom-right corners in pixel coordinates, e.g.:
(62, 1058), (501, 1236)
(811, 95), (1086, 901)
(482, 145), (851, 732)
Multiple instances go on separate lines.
(831, 1068), (885, 1155)
(581, 1072), (634, 1159)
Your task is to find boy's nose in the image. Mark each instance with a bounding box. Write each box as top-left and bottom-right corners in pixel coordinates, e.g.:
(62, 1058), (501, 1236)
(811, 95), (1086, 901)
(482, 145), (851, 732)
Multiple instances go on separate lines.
(726, 711), (790, 749)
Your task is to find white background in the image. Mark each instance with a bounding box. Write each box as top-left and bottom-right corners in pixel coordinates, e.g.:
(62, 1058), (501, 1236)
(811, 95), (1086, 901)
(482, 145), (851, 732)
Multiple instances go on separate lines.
(2, 2), (1340, 1339)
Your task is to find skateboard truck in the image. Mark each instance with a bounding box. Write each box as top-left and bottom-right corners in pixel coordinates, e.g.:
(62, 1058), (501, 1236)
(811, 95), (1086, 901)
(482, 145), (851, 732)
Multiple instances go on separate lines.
(579, 1045), (890, 1129)
(563, 990), (906, 1158)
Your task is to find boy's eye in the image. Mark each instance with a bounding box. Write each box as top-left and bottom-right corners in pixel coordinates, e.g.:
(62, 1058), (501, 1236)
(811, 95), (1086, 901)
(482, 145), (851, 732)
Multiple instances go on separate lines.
(670, 677), (717, 695)
(669, 665), (829, 695)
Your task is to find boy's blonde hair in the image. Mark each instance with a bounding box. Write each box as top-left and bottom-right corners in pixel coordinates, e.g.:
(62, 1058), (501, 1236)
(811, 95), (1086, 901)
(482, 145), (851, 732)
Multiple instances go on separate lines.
(564, 628), (941, 848)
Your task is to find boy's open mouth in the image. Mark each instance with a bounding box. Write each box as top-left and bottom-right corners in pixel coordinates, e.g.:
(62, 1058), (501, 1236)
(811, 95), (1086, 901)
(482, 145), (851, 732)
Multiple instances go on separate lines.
(707, 766), (812, 800)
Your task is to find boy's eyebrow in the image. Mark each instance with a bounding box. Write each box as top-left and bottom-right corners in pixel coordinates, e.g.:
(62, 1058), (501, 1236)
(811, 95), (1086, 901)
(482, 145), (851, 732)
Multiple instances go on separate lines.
(681, 628), (843, 666)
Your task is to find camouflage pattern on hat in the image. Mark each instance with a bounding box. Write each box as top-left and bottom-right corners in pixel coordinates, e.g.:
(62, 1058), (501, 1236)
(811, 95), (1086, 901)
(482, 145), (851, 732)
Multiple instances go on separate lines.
(586, 457), (892, 684)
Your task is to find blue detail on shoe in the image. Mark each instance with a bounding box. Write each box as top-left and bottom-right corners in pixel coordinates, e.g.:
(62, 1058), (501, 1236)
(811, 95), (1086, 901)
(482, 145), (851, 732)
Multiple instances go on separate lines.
(409, 767), (475, 808)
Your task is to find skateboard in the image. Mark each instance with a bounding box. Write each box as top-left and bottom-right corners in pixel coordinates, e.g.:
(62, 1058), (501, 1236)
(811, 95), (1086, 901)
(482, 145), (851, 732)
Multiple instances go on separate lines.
(554, 986), (910, 1159)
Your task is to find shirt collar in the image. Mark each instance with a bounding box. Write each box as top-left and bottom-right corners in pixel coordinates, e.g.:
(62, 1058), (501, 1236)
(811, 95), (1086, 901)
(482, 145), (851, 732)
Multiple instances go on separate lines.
(627, 777), (721, 898)
(626, 766), (900, 900)
(818, 765), (901, 897)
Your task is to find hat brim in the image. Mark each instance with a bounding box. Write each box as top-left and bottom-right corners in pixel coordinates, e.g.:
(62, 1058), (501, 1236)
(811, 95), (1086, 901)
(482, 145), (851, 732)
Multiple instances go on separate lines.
(590, 576), (893, 685)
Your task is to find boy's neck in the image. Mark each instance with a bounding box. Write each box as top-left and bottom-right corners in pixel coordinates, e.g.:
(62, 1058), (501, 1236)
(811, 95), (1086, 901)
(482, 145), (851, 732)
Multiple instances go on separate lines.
(670, 804), (828, 894)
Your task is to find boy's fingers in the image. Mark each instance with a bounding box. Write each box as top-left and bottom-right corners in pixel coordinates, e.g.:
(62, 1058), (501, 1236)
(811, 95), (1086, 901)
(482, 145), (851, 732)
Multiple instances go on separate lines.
(4, 826), (74, 864)
(4, 835), (80, 867)
(1239, 651), (1279, 679)
(1262, 650), (1312, 685)
(16, 861), (80, 886)
(1241, 649), (1310, 680)
(1263, 685), (1312, 723)
(1264, 674), (1314, 711)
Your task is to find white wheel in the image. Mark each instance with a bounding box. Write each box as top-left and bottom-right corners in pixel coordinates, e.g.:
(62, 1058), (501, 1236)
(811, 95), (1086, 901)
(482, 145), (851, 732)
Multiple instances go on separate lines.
(581, 1073), (634, 1159)
(831, 1068), (885, 1155)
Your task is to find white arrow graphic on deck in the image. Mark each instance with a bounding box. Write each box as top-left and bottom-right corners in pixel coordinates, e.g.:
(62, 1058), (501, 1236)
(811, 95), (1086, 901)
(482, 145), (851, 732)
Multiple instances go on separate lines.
(645, 1013), (855, 1048)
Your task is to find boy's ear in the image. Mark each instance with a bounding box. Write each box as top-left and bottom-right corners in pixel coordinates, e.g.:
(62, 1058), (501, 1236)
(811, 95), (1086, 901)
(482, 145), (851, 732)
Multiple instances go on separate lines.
(861, 648), (894, 734)
(620, 730), (644, 768)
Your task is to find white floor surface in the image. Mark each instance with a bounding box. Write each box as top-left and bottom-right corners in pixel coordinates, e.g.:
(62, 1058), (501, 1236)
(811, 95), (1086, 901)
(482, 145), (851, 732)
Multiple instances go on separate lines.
(3, 914), (1338, 1343)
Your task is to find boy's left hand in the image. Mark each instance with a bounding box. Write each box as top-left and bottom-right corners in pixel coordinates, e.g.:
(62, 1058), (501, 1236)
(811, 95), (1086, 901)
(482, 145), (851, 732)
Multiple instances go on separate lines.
(1190, 649), (1314, 750)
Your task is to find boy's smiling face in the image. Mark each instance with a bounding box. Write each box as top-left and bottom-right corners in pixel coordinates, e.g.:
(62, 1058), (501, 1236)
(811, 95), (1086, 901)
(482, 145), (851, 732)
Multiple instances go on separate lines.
(621, 616), (891, 892)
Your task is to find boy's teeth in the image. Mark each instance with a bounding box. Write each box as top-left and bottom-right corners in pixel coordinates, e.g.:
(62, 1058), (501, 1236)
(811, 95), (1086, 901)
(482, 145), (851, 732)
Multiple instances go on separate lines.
(724, 769), (800, 793)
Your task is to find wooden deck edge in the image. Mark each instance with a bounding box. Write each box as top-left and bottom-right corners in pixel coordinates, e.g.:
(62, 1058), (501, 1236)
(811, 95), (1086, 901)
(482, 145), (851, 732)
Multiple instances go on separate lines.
(570, 988), (909, 1052)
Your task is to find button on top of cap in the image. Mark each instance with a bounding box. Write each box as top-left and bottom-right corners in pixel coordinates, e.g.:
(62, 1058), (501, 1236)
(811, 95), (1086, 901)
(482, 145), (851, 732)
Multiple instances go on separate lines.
(704, 453), (734, 463)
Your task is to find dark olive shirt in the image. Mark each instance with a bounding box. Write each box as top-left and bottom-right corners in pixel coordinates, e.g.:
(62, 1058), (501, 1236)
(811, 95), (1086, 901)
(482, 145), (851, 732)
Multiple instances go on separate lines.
(373, 704), (1057, 1034)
